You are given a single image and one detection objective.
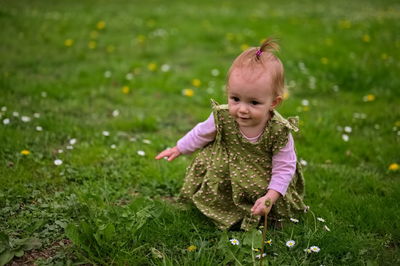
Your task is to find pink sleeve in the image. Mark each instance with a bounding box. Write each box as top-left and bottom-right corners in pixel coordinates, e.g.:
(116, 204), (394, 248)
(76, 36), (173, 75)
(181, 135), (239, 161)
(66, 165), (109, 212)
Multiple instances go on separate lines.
(267, 133), (297, 196)
(176, 112), (216, 154)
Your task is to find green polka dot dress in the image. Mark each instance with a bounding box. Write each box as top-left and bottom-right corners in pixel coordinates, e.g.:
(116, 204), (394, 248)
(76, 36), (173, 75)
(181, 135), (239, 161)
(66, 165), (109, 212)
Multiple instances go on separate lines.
(179, 100), (307, 230)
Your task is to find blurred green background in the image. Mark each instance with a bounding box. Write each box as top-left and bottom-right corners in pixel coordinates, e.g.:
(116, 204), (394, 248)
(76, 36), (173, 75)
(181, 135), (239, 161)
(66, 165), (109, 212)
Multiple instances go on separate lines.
(1, 0), (399, 265)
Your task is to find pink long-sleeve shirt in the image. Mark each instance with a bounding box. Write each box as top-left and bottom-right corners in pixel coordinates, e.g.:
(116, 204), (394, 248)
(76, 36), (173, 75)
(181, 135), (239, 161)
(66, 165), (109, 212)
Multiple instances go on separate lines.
(177, 113), (297, 196)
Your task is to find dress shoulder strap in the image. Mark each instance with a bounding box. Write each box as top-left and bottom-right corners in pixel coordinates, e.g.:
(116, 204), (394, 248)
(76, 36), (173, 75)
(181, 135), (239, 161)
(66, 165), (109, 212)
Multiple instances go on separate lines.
(271, 110), (299, 132)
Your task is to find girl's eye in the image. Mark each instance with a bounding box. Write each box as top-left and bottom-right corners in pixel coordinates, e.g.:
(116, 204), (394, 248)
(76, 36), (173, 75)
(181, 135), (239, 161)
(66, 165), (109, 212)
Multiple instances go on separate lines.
(251, 101), (259, 105)
(231, 96), (240, 102)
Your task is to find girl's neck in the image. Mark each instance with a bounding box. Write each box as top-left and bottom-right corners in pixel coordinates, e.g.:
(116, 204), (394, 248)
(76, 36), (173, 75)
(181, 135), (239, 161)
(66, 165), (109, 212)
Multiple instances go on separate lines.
(238, 111), (272, 139)
(239, 127), (264, 140)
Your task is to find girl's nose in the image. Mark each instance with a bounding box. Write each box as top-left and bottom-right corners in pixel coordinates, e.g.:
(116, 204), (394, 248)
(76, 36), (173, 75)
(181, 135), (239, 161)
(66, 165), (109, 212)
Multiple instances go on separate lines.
(238, 103), (249, 113)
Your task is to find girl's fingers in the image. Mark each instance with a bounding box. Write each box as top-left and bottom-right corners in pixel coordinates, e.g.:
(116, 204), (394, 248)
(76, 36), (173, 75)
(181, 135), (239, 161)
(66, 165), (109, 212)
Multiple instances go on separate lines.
(155, 150), (170, 160)
(168, 153), (177, 161)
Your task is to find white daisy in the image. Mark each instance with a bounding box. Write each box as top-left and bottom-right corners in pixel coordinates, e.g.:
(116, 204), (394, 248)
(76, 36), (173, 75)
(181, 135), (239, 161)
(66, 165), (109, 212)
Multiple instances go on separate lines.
(255, 253), (266, 259)
(344, 126), (352, 133)
(54, 159), (63, 166)
(102, 131), (110, 136)
(69, 138), (77, 145)
(324, 225), (331, 232)
(112, 109), (120, 117)
(110, 144), (116, 149)
(161, 64), (171, 72)
(301, 99), (309, 106)
(137, 150), (145, 156)
(3, 118), (10, 125)
(12, 112), (19, 117)
(286, 240), (295, 248)
(66, 145), (74, 150)
(229, 238), (239, 245)
(21, 116), (31, 122)
(126, 73), (134, 80)
(310, 246), (320, 253)
(36, 126), (43, 131)
(1, 106), (6, 112)
(304, 248), (312, 253)
(206, 87), (214, 94)
(317, 217), (325, 222)
(104, 70), (112, 78)
(342, 134), (349, 142)
(211, 68), (220, 76)
(33, 113), (41, 118)
(300, 159), (308, 166)
(290, 218), (299, 223)
(58, 149), (64, 154)
(142, 139), (151, 144)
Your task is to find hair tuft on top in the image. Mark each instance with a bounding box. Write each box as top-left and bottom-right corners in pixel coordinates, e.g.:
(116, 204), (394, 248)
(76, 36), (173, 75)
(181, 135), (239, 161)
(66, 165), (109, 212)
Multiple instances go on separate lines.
(256, 38), (280, 60)
(227, 37), (285, 97)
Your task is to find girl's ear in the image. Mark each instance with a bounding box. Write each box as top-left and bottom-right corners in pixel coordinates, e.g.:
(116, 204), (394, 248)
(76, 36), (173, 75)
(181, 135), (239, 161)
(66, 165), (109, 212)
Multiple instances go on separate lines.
(270, 96), (283, 110)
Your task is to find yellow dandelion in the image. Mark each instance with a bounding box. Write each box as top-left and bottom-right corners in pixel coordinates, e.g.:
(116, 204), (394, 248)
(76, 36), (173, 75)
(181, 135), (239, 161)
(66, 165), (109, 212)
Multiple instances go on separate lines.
(303, 106), (310, 112)
(225, 33), (235, 41)
(325, 38), (333, 46)
(64, 39), (74, 47)
(389, 163), (399, 171)
(381, 53), (388, 60)
(146, 19), (156, 27)
(96, 21), (106, 30)
(147, 63), (157, 71)
(363, 94), (376, 102)
(136, 34), (146, 44)
(90, 30), (99, 39)
(240, 44), (249, 51)
(182, 89), (194, 97)
(192, 79), (201, 87)
(88, 41), (97, 49)
(321, 57), (329, 65)
(395, 121), (400, 127)
(187, 245), (197, 252)
(338, 19), (351, 29)
(122, 86), (130, 94)
(21, 150), (30, 155)
(106, 45), (115, 53)
(362, 34), (371, 43)
(283, 90), (290, 100)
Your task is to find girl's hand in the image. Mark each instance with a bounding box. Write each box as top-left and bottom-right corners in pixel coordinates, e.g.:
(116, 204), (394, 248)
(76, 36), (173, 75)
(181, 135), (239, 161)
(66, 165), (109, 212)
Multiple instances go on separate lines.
(251, 196), (273, 216)
(155, 146), (181, 161)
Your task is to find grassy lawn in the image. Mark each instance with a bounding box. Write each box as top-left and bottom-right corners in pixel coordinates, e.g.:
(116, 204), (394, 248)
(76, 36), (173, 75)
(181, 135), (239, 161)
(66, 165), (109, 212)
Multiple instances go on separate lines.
(1, 0), (399, 265)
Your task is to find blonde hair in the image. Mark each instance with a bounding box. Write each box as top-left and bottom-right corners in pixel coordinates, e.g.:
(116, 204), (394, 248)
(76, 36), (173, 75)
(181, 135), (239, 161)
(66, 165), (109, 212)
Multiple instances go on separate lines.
(227, 38), (285, 97)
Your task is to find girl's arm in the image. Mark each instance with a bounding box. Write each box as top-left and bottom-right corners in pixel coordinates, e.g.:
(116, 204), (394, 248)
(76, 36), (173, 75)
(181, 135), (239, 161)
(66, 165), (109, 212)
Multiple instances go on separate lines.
(155, 112), (216, 161)
(268, 133), (297, 196)
(251, 133), (297, 215)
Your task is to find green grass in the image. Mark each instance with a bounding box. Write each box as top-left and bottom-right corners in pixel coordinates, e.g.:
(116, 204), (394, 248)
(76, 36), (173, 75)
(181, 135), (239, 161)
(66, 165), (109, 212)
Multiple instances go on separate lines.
(1, 0), (399, 265)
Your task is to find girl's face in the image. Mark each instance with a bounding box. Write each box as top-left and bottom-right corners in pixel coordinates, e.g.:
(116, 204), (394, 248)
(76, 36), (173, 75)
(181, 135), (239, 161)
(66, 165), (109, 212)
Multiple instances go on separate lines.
(227, 68), (282, 131)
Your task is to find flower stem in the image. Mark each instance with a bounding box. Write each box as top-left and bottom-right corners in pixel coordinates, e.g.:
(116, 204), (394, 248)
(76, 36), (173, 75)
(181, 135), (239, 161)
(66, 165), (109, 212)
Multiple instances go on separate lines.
(259, 215), (268, 266)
